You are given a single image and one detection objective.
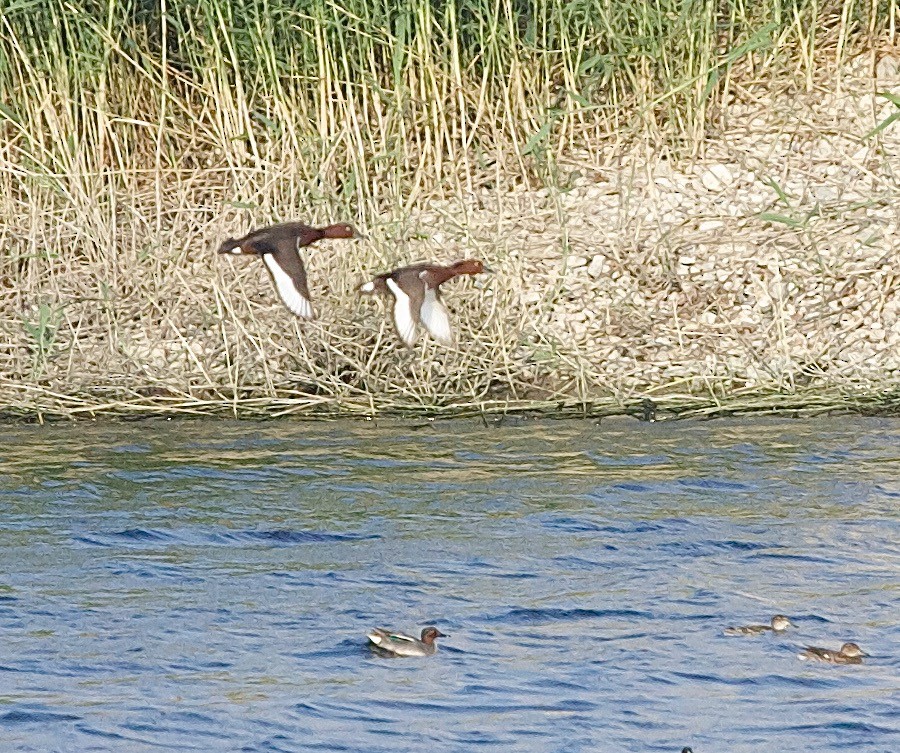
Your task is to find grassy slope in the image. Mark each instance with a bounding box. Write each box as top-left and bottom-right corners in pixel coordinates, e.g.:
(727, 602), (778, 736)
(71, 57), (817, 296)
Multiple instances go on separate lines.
(0, 1), (897, 419)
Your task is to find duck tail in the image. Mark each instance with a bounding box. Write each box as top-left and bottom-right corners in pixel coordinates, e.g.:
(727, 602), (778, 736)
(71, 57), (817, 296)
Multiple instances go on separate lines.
(359, 274), (390, 295)
(366, 629), (387, 645)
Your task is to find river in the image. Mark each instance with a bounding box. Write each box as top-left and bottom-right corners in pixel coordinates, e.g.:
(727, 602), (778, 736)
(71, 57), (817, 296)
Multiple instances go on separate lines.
(1, 416), (898, 752)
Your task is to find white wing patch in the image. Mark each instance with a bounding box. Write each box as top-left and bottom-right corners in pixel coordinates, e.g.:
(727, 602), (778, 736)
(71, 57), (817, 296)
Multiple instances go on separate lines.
(420, 287), (453, 345)
(386, 278), (418, 347)
(263, 254), (315, 319)
(368, 629), (413, 646)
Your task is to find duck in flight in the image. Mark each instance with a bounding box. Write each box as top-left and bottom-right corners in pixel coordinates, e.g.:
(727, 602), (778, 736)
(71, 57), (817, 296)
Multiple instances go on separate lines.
(359, 259), (488, 347)
(218, 221), (361, 319)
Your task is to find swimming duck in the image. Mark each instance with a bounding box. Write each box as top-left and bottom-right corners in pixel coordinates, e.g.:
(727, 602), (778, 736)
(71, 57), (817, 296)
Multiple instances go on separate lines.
(359, 259), (488, 347)
(798, 641), (868, 664)
(724, 614), (795, 636)
(366, 626), (447, 657)
(218, 221), (360, 319)
(682, 748), (694, 753)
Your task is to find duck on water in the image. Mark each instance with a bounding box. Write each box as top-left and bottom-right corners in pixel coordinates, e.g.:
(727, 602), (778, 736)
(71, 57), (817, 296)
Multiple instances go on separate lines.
(366, 626), (448, 657)
(723, 614), (795, 636)
(798, 641), (868, 664)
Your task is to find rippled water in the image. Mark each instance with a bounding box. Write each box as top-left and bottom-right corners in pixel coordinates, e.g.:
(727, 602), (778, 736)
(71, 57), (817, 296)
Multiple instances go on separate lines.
(1, 416), (898, 752)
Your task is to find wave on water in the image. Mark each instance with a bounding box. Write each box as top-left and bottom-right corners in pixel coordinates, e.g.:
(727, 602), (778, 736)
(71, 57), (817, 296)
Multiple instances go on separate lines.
(73, 527), (379, 548)
(0, 709), (81, 725)
(72, 528), (175, 547)
(216, 529), (380, 545)
(495, 607), (653, 624)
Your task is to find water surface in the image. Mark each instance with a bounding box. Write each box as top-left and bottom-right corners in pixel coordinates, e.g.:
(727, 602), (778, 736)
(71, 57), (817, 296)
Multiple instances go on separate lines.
(1, 416), (898, 752)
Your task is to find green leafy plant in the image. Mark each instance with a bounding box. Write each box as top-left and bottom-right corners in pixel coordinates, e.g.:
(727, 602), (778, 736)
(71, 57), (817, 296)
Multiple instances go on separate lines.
(21, 303), (62, 380)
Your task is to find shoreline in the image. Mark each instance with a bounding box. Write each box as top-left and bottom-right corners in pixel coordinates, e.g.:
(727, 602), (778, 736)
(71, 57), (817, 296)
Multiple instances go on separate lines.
(4, 58), (900, 421)
(3, 384), (898, 423)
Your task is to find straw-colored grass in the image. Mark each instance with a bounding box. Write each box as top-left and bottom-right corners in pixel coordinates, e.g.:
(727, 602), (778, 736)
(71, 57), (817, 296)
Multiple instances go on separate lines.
(0, 1), (898, 419)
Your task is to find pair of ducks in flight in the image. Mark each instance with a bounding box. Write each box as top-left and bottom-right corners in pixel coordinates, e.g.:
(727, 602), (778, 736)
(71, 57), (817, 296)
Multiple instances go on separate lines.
(218, 221), (488, 347)
(368, 615), (868, 664)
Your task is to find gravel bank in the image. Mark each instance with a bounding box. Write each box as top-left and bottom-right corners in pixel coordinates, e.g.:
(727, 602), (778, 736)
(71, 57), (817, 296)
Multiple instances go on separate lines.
(3, 59), (899, 418)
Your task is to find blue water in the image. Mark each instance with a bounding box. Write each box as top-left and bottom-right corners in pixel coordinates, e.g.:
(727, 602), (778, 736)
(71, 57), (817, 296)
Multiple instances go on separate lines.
(0, 416), (898, 752)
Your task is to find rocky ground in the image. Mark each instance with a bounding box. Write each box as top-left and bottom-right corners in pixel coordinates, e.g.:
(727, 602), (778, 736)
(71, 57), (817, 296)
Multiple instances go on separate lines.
(2, 55), (899, 417)
(401, 54), (900, 408)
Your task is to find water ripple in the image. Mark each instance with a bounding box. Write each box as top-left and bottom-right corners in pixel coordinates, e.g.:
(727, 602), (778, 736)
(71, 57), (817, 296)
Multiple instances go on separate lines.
(0, 416), (897, 753)
(495, 607), (654, 624)
(72, 527), (378, 549)
(0, 709), (81, 725)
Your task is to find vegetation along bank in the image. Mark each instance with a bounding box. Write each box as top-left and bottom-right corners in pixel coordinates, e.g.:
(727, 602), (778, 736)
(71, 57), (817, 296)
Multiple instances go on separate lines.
(1, 1), (899, 419)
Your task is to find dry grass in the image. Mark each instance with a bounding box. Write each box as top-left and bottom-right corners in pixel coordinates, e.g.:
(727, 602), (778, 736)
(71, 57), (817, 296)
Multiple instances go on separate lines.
(0, 2), (898, 419)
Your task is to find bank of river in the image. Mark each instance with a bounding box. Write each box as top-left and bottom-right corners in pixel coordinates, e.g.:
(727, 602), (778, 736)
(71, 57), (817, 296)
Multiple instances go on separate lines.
(3, 59), (900, 419)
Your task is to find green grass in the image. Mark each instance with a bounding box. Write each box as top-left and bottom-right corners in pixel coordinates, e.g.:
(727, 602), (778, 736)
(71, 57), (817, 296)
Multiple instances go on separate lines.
(1, 0), (893, 205)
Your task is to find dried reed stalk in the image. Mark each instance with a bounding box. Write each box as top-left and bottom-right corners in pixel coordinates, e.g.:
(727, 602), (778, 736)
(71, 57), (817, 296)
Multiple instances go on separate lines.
(0, 2), (897, 419)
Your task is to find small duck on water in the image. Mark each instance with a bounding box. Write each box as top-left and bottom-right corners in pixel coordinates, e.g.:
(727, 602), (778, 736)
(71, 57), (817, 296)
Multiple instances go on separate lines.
(218, 221), (361, 319)
(798, 641), (868, 664)
(724, 614), (795, 636)
(366, 626), (448, 657)
(359, 259), (488, 347)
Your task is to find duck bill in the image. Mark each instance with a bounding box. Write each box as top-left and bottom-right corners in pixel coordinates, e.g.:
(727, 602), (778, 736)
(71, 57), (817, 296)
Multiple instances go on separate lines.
(436, 631), (449, 638)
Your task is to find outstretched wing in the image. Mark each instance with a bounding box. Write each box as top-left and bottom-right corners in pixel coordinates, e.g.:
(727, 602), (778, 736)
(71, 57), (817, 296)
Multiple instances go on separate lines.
(419, 286), (453, 345)
(250, 238), (316, 320)
(386, 278), (418, 347)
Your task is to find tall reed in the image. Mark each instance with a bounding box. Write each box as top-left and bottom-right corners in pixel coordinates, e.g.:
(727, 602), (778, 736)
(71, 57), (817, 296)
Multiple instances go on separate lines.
(0, 0), (895, 417)
(2, 1), (892, 201)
